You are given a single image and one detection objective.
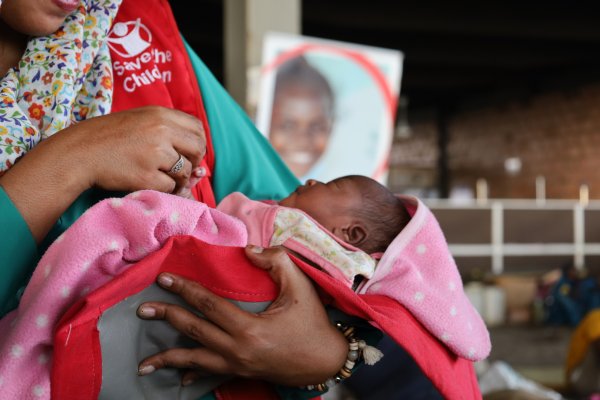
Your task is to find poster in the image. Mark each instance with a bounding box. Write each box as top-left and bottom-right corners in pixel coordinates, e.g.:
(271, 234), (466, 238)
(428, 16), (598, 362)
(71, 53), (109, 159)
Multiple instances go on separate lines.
(256, 32), (403, 183)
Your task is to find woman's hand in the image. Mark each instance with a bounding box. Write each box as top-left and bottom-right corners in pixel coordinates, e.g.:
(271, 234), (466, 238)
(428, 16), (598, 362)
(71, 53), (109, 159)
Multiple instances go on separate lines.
(65, 106), (206, 194)
(173, 166), (206, 200)
(0, 106), (206, 241)
(136, 246), (348, 386)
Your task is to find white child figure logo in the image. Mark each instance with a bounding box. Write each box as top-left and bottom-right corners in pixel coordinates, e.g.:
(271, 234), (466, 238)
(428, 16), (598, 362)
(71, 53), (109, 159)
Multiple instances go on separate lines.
(107, 18), (152, 58)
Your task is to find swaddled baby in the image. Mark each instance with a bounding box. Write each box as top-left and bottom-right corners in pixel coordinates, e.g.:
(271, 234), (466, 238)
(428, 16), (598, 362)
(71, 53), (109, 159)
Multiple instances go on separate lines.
(220, 174), (491, 361)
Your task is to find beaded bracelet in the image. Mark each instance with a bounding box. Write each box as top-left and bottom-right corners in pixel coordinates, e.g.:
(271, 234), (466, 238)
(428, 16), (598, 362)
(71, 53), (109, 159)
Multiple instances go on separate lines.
(305, 322), (383, 392)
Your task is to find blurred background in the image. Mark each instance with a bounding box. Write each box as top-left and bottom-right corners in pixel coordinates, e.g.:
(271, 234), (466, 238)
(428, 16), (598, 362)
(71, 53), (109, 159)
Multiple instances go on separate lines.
(173, 2), (600, 398)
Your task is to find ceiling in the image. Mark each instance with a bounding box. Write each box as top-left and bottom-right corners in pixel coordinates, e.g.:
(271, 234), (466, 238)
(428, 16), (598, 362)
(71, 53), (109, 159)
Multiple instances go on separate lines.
(173, 1), (600, 114)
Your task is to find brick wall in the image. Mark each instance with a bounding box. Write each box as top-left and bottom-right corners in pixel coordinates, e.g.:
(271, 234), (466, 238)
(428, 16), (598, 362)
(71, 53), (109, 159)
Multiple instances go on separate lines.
(389, 83), (600, 199)
(388, 120), (439, 195)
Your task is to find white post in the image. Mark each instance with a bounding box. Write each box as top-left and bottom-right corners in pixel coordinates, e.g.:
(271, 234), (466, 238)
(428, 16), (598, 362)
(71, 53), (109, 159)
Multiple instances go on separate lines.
(224, 0), (301, 111)
(574, 204), (585, 270)
(491, 201), (504, 274)
(536, 175), (546, 206)
(476, 178), (488, 206)
(580, 184), (589, 207)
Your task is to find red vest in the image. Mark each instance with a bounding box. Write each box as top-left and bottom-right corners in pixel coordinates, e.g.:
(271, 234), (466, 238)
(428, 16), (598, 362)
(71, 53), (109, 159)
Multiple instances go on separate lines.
(109, 0), (215, 207)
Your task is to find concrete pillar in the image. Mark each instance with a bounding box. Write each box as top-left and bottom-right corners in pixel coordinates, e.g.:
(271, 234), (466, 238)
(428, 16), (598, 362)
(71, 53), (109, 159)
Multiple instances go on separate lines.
(224, 0), (301, 110)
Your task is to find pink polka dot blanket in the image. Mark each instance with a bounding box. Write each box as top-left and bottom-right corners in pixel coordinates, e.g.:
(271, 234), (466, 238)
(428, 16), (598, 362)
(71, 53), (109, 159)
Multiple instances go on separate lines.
(0, 191), (248, 399)
(0, 190), (487, 399)
(357, 195), (491, 361)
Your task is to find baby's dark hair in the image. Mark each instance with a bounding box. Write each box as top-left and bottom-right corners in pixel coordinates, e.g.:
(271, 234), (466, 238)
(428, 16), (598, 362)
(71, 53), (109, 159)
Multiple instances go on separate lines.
(346, 175), (411, 255)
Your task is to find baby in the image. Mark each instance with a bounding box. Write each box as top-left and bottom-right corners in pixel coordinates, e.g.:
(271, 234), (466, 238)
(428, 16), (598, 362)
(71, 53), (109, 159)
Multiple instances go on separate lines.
(219, 175), (492, 361)
(217, 175), (411, 288)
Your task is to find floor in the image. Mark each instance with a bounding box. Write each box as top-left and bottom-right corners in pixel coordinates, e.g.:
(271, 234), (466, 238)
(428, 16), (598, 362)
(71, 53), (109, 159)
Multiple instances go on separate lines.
(486, 325), (574, 391)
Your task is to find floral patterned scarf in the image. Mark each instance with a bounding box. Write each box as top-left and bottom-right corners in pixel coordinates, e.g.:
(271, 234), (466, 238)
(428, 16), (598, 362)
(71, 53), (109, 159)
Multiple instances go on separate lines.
(0, 0), (122, 172)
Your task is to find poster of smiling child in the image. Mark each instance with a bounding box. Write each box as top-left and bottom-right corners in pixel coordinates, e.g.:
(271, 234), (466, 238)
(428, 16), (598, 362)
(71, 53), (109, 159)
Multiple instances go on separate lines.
(255, 32), (403, 184)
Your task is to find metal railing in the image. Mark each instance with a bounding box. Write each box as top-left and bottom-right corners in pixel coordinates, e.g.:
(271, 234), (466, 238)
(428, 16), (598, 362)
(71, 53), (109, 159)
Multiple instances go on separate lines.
(424, 198), (600, 274)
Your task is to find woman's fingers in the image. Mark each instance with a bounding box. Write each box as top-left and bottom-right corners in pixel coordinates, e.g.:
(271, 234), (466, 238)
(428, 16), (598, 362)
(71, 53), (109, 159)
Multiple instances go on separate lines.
(171, 128), (206, 171)
(180, 370), (210, 387)
(137, 247), (348, 386)
(61, 105), (208, 194)
(137, 301), (233, 350)
(163, 108), (206, 169)
(143, 170), (177, 194)
(244, 245), (317, 313)
(172, 166), (206, 199)
(151, 273), (254, 334)
(161, 152), (193, 194)
(138, 347), (230, 377)
(147, 108), (205, 191)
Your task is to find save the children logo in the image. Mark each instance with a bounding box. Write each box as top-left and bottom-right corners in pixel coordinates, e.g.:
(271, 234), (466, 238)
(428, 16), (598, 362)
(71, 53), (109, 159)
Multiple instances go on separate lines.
(107, 18), (152, 58)
(108, 18), (173, 93)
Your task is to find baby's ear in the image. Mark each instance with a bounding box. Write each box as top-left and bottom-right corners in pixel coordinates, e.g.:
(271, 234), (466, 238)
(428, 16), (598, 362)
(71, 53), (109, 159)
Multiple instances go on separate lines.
(345, 223), (367, 248)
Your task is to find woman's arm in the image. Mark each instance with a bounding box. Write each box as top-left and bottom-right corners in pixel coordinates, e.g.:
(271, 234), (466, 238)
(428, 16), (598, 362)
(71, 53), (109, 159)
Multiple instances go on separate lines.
(137, 246), (348, 386)
(0, 106), (206, 243)
(0, 106), (206, 317)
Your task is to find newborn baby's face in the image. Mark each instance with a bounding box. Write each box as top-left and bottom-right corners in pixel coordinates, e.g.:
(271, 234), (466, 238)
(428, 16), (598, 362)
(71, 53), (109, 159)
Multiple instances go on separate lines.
(279, 177), (362, 238)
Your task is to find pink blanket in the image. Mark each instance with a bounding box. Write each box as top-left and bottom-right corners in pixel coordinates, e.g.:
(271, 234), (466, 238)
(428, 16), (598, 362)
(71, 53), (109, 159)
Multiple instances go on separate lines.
(0, 190), (490, 399)
(0, 190), (247, 400)
(359, 195), (491, 361)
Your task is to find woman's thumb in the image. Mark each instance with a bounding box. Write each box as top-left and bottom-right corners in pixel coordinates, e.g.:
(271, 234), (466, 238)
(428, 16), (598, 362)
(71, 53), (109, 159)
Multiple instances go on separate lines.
(244, 245), (306, 291)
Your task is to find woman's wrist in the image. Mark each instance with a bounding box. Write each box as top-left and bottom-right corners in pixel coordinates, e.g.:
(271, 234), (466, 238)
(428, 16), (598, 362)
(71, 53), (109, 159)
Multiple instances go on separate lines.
(0, 131), (93, 242)
(304, 322), (383, 392)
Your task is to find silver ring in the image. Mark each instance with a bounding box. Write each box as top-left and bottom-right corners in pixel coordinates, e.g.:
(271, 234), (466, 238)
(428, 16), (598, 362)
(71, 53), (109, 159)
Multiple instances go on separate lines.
(169, 154), (185, 174)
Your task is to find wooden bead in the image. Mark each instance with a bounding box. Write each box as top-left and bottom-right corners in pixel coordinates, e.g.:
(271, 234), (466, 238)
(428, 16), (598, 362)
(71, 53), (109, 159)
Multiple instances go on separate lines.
(339, 367), (352, 379)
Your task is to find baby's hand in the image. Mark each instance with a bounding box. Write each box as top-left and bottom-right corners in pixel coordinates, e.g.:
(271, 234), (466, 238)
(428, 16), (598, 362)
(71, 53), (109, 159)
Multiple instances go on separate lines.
(173, 167), (206, 200)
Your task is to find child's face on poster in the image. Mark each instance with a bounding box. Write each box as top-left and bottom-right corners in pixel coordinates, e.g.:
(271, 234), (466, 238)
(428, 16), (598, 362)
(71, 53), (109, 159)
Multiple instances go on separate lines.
(269, 84), (334, 178)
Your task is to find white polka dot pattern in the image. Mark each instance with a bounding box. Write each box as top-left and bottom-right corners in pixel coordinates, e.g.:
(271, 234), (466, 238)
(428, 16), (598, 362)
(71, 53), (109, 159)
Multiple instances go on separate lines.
(38, 354), (49, 365)
(32, 385), (44, 397)
(35, 315), (48, 328)
(10, 345), (23, 358)
(110, 198), (123, 208)
(358, 196), (491, 361)
(60, 287), (71, 298)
